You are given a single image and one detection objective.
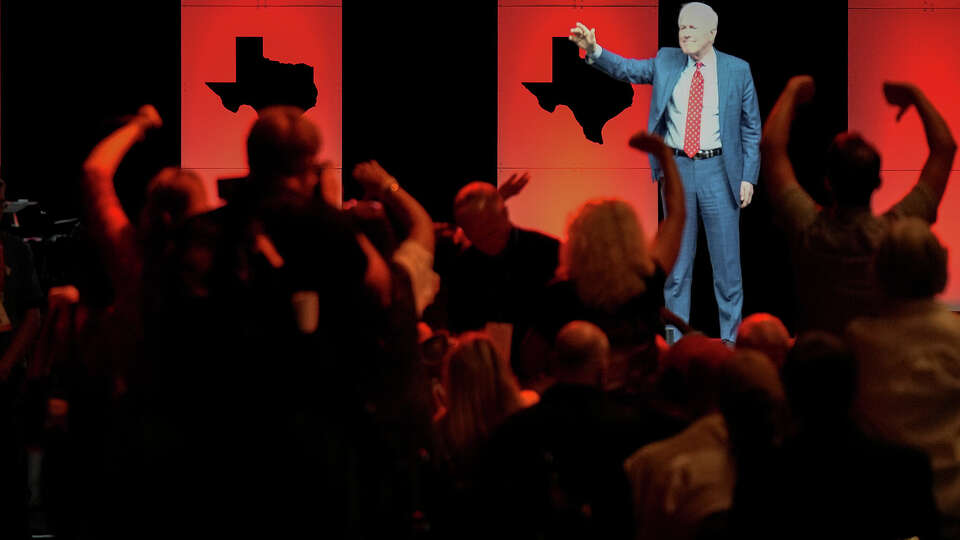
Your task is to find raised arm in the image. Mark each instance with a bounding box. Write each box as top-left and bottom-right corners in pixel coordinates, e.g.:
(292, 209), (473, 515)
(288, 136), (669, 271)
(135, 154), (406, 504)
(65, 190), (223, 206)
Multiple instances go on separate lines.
(760, 76), (817, 225)
(81, 105), (162, 281)
(569, 22), (655, 84)
(884, 82), (957, 205)
(352, 160), (435, 255)
(630, 131), (685, 274)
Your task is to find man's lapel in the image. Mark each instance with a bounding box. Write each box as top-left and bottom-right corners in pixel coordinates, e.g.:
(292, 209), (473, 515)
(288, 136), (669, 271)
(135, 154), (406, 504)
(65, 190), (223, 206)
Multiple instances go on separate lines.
(663, 53), (684, 111)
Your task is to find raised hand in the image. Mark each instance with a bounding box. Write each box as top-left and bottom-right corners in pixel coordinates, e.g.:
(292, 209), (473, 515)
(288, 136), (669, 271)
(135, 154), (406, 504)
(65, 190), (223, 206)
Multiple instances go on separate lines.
(352, 160), (396, 195)
(628, 130), (667, 155)
(134, 104), (162, 130)
(883, 81), (919, 122)
(498, 172), (530, 201)
(787, 75), (815, 106)
(568, 22), (597, 55)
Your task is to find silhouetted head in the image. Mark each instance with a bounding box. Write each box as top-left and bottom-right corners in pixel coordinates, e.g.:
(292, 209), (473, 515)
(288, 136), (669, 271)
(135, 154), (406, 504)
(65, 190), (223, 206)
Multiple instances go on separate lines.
(717, 348), (787, 457)
(553, 321), (610, 388)
(782, 331), (856, 428)
(453, 182), (512, 255)
(876, 217), (948, 300)
(560, 198), (656, 311)
(139, 167), (208, 247)
(439, 332), (523, 457)
(678, 2), (718, 60)
(658, 333), (734, 419)
(825, 132), (882, 208)
(247, 106), (321, 196)
(736, 313), (793, 370)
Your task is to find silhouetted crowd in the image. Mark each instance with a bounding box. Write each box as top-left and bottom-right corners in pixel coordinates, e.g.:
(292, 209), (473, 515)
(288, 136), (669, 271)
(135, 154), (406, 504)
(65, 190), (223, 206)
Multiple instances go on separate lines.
(0, 77), (957, 540)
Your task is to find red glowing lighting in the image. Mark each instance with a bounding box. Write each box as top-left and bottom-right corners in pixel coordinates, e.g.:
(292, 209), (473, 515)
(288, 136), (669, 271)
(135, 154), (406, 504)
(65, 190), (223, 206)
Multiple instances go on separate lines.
(498, 5), (660, 241)
(849, 5), (960, 306)
(180, 4), (341, 206)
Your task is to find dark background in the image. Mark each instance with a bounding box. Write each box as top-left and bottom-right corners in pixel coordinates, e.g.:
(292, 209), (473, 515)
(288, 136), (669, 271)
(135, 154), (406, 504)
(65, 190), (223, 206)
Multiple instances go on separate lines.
(0, 1), (847, 334)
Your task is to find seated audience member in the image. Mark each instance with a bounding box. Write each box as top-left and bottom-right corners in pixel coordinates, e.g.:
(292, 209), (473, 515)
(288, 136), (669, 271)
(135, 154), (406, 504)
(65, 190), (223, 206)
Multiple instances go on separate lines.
(428, 332), (533, 536)
(444, 173), (560, 382)
(524, 131), (686, 391)
(735, 312), (792, 369)
(715, 348), (788, 539)
(624, 333), (735, 540)
(846, 218), (960, 536)
(478, 321), (680, 540)
(434, 332), (528, 467)
(761, 76), (956, 334)
(735, 332), (939, 540)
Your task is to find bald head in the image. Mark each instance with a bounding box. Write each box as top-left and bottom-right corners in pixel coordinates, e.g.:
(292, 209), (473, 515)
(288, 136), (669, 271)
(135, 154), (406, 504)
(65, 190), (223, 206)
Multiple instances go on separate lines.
(453, 182), (512, 255)
(724, 349), (785, 404)
(554, 321), (610, 387)
(718, 349), (786, 451)
(736, 313), (792, 369)
(659, 333), (734, 416)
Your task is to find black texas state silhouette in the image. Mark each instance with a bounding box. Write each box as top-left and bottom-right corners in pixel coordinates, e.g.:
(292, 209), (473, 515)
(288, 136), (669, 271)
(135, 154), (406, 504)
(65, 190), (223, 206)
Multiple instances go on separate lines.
(523, 38), (634, 144)
(207, 37), (318, 114)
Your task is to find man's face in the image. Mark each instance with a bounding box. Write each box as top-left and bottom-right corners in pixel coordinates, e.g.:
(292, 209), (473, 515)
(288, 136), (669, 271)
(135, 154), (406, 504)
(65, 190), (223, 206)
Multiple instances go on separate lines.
(455, 202), (512, 256)
(678, 12), (716, 59)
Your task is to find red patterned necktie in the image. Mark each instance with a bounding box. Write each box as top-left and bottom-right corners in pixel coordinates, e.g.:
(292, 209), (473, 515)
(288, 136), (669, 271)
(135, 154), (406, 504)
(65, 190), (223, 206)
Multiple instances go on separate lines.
(684, 62), (704, 158)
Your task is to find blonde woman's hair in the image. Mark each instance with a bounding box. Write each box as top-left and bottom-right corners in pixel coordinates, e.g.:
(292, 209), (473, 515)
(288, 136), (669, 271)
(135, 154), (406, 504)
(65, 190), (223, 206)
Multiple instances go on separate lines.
(440, 332), (522, 459)
(559, 198), (656, 312)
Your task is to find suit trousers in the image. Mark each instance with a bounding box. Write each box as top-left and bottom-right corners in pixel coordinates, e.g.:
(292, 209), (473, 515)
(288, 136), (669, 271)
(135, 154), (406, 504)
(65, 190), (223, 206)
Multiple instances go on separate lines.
(661, 153), (742, 343)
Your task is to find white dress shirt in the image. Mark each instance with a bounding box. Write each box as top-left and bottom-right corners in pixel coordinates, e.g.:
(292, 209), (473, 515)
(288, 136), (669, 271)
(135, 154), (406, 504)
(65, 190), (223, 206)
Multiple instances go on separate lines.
(589, 45), (721, 152)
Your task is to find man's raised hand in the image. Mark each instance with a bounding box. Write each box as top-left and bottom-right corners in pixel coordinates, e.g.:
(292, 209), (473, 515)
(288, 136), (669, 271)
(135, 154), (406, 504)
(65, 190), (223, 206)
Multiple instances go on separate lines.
(568, 22), (597, 55)
(498, 172), (531, 201)
(883, 81), (919, 122)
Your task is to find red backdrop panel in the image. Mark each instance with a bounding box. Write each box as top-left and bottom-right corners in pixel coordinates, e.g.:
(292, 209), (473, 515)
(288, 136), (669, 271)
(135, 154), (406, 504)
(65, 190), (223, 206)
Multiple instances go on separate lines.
(498, 5), (659, 240)
(181, 4), (341, 205)
(849, 0), (960, 7)
(849, 5), (960, 306)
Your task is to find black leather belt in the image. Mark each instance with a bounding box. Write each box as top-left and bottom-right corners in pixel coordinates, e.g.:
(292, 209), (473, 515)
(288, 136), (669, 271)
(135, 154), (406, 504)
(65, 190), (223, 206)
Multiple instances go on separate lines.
(672, 147), (723, 159)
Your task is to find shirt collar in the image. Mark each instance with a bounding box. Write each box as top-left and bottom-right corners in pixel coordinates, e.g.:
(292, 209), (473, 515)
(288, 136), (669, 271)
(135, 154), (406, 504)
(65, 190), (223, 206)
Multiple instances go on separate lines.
(686, 47), (716, 69)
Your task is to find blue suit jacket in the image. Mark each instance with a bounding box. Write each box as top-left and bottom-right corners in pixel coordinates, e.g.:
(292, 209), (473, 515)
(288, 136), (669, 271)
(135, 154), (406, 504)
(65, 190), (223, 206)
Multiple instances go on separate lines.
(593, 47), (761, 203)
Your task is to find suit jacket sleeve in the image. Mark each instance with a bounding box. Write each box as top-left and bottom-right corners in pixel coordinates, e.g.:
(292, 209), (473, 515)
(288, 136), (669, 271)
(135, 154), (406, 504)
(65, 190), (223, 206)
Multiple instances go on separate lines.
(740, 65), (762, 185)
(592, 48), (655, 85)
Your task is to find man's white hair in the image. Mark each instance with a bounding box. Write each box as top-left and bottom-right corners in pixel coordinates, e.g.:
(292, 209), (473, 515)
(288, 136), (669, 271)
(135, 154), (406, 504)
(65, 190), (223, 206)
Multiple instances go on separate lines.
(679, 2), (718, 31)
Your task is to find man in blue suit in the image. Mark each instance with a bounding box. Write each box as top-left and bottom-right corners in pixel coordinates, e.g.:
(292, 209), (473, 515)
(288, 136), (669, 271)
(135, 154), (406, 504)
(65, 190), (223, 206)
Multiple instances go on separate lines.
(569, 2), (761, 344)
